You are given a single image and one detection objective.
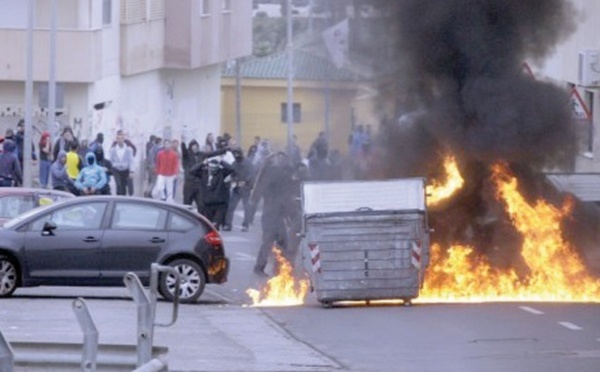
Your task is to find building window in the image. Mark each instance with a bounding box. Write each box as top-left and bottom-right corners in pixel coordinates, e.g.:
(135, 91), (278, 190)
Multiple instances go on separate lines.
(200, 0), (210, 15)
(103, 0), (112, 25)
(222, 0), (231, 11)
(281, 103), (301, 123)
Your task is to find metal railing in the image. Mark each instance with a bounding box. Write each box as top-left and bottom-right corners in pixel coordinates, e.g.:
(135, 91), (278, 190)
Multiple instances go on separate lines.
(0, 263), (179, 372)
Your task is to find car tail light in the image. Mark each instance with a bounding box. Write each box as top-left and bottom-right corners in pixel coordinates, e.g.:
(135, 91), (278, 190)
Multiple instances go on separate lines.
(204, 230), (222, 246)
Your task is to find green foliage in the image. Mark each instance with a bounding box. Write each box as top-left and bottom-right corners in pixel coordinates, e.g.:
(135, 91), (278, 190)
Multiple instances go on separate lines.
(252, 16), (309, 57)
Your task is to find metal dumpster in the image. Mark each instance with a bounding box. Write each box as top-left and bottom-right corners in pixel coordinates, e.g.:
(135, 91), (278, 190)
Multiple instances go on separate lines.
(300, 179), (430, 307)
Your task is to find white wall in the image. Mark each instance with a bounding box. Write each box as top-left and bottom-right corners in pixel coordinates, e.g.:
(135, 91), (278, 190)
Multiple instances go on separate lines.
(0, 0), (28, 28)
(534, 0), (600, 172)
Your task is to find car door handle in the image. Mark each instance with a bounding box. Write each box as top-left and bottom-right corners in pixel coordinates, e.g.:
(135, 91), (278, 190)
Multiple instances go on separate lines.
(83, 237), (99, 243)
(150, 237), (166, 243)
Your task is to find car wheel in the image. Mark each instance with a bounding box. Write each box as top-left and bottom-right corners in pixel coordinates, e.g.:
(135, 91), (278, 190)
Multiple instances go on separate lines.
(159, 259), (206, 304)
(0, 255), (18, 297)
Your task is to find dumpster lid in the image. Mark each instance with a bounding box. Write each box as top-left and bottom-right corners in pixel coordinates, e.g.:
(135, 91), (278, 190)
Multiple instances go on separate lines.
(302, 178), (426, 214)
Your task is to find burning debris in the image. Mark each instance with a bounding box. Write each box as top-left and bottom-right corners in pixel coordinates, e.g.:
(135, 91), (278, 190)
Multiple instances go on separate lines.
(247, 247), (309, 307)
(354, 1), (600, 302)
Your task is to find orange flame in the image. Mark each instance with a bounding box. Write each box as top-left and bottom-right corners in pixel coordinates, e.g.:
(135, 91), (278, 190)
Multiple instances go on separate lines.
(420, 163), (600, 303)
(426, 155), (465, 206)
(246, 247), (309, 307)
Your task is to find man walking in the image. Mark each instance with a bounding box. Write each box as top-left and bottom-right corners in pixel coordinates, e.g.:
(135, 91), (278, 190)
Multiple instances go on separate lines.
(250, 152), (295, 277)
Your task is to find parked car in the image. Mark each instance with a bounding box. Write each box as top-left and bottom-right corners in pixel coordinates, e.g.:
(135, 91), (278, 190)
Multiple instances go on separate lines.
(0, 187), (75, 224)
(0, 196), (229, 303)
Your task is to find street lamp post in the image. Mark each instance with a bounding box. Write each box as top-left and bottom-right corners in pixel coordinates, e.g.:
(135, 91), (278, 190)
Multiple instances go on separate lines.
(286, 0), (294, 154)
(23, 0), (35, 188)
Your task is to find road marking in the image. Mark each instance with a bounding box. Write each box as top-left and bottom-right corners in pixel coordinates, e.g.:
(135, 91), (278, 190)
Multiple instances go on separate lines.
(519, 306), (544, 315)
(558, 322), (582, 331)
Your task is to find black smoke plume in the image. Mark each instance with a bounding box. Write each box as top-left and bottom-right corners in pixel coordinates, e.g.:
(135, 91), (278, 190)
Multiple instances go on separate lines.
(355, 1), (596, 269)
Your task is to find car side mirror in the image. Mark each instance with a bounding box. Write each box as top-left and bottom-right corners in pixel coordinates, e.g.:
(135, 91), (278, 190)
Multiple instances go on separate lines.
(42, 221), (57, 236)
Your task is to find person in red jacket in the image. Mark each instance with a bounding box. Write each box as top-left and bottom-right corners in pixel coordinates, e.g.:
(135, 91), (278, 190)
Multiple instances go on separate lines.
(152, 139), (179, 202)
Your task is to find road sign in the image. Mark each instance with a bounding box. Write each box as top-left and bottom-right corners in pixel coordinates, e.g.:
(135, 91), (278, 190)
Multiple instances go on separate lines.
(570, 87), (592, 120)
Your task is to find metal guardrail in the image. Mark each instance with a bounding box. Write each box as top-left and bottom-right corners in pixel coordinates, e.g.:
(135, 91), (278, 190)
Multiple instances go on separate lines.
(0, 328), (14, 372)
(0, 263), (179, 372)
(124, 263), (180, 368)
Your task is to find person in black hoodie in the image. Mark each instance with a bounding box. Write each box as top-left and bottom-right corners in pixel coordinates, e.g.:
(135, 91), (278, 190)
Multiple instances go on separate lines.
(222, 148), (255, 232)
(0, 139), (22, 187)
(249, 152), (295, 277)
(191, 158), (233, 230)
(181, 138), (227, 213)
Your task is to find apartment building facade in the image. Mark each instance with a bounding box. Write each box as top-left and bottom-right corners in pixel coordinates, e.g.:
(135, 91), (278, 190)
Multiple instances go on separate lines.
(0, 0), (251, 162)
(533, 0), (600, 172)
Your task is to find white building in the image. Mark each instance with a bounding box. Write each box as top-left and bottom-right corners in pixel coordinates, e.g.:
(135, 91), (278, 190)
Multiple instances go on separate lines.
(534, 0), (600, 172)
(0, 0), (252, 188)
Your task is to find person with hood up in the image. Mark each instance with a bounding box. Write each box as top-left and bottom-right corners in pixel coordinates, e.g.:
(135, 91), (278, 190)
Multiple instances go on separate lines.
(74, 152), (107, 196)
(50, 150), (76, 194)
(222, 148), (255, 232)
(249, 152), (295, 277)
(92, 144), (113, 195)
(191, 158), (233, 229)
(181, 137), (227, 212)
(0, 139), (22, 187)
(53, 126), (77, 160)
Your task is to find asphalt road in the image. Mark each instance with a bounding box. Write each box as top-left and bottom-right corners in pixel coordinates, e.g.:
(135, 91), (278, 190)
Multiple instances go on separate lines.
(1, 209), (600, 371)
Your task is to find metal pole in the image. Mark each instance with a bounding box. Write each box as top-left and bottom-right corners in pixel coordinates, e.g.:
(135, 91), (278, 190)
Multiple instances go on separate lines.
(286, 0), (294, 154)
(323, 1), (333, 145)
(48, 0), (58, 143)
(235, 58), (242, 146)
(23, 0), (35, 188)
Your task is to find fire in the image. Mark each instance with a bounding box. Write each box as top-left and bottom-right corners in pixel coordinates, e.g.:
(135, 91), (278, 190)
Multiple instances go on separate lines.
(420, 163), (600, 302)
(246, 247), (309, 307)
(426, 155), (464, 206)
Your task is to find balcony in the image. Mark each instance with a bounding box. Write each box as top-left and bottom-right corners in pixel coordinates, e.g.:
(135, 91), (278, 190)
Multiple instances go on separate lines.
(120, 19), (165, 76)
(0, 28), (103, 83)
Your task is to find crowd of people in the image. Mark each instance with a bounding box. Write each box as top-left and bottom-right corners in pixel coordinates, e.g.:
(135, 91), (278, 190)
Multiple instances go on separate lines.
(0, 120), (370, 276)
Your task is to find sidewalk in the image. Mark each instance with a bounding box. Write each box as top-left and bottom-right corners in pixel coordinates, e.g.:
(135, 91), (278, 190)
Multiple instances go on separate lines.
(0, 288), (339, 371)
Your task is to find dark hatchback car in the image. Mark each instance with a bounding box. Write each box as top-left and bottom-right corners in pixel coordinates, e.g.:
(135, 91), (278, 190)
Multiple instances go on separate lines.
(0, 187), (75, 224)
(0, 196), (229, 303)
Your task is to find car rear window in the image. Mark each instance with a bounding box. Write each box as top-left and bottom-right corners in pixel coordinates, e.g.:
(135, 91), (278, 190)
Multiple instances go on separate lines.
(111, 202), (168, 230)
(169, 212), (197, 231)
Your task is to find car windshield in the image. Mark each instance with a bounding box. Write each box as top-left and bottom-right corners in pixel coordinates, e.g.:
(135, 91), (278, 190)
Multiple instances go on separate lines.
(3, 203), (54, 229)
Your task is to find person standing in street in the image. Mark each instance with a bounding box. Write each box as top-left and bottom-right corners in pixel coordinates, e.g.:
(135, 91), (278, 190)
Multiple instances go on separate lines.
(38, 131), (52, 188)
(152, 139), (179, 202)
(192, 158), (233, 230)
(65, 140), (83, 185)
(92, 144), (113, 195)
(14, 119), (37, 170)
(0, 140), (22, 187)
(181, 137), (227, 213)
(53, 126), (77, 161)
(50, 150), (76, 194)
(223, 148), (255, 232)
(250, 152), (295, 277)
(109, 130), (135, 195)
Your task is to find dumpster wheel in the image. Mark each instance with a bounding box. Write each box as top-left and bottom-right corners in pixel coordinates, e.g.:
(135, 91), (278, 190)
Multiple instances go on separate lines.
(402, 298), (413, 307)
(320, 301), (333, 309)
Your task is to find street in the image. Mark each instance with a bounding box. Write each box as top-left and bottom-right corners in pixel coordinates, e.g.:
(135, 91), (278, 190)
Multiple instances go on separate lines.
(1, 209), (600, 371)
